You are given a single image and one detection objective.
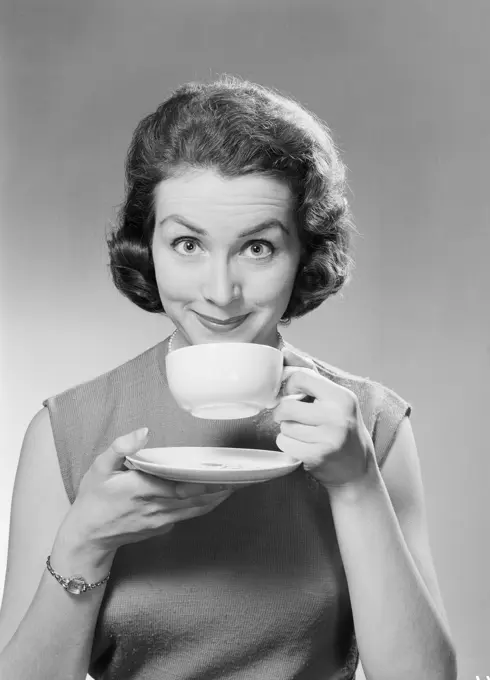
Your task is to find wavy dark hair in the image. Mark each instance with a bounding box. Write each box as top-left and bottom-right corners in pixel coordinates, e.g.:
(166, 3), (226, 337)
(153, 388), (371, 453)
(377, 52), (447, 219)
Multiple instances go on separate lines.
(108, 75), (355, 323)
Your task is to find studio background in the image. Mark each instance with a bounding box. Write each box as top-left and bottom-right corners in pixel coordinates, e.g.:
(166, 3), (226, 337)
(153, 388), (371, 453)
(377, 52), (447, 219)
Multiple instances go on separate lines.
(1, 1), (488, 678)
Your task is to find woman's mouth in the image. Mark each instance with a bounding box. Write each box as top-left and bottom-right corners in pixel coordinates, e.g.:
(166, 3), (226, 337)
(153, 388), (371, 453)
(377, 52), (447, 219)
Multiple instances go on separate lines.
(194, 311), (250, 332)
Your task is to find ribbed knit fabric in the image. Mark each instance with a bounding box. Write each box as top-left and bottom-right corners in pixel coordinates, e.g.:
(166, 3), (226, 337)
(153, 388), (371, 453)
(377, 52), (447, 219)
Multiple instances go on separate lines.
(43, 338), (411, 680)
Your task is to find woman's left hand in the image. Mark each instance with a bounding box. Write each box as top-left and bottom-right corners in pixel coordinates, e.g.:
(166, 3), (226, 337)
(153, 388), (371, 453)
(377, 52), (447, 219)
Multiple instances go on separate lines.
(274, 348), (377, 490)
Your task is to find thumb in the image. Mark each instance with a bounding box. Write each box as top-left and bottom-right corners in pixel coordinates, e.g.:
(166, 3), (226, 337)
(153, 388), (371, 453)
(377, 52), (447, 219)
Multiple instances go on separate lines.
(101, 427), (149, 471)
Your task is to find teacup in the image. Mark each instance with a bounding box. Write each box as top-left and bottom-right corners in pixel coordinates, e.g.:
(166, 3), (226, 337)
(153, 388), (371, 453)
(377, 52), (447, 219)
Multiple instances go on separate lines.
(165, 342), (304, 419)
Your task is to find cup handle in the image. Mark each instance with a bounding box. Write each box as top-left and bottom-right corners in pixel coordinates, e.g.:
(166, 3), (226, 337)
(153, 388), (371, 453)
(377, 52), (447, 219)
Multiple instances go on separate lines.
(281, 365), (307, 402)
(265, 366), (308, 408)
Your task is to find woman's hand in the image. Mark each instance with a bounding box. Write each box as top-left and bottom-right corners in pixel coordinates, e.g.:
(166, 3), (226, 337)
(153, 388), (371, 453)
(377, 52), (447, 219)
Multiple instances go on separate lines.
(61, 428), (234, 558)
(274, 348), (377, 490)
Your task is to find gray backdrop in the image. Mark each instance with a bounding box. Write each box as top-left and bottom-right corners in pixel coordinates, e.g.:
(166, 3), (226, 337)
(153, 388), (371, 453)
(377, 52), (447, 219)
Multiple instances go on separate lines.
(1, 1), (489, 677)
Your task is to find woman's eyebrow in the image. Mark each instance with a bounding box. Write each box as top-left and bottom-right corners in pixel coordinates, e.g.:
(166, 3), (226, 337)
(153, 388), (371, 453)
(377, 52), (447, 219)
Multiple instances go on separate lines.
(159, 214), (289, 238)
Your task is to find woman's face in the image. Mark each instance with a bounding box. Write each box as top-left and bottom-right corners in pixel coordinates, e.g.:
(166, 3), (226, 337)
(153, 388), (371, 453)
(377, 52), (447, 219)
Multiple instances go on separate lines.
(152, 168), (301, 347)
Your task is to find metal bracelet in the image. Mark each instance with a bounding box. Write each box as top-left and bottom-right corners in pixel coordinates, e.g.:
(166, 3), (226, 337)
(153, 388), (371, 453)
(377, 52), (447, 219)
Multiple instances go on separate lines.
(46, 555), (111, 595)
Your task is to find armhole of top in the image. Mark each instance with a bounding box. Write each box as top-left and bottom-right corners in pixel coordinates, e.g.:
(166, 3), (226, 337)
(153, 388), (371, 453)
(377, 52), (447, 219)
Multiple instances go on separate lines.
(307, 353), (412, 471)
(42, 396), (76, 504)
(371, 384), (412, 470)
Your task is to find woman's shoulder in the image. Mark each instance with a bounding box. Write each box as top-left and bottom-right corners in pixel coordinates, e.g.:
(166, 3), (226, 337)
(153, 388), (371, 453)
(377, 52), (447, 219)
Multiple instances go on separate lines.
(43, 341), (165, 408)
(40, 341), (168, 503)
(285, 341), (412, 466)
(287, 341), (406, 398)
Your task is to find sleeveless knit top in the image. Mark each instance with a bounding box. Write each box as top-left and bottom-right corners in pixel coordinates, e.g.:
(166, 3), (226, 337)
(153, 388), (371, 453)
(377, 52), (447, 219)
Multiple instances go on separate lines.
(43, 338), (411, 680)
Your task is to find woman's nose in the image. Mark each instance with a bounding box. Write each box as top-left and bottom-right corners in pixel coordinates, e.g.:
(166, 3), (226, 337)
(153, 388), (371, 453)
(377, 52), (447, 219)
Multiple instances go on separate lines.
(201, 260), (241, 306)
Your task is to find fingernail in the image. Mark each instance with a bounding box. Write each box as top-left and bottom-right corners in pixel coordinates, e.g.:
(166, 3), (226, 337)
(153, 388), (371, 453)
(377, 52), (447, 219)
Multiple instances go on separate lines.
(136, 427), (149, 439)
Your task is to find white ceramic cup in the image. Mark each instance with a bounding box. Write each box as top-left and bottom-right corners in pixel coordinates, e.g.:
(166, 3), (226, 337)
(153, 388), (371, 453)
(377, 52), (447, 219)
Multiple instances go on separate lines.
(165, 342), (305, 419)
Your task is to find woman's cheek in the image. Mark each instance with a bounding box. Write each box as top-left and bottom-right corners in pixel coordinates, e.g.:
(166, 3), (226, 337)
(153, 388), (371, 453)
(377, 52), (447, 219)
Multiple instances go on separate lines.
(246, 270), (295, 309)
(263, 255), (298, 292)
(153, 252), (199, 297)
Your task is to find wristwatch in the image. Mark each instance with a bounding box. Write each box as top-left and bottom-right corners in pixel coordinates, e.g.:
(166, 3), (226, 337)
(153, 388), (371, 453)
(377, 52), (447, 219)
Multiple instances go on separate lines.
(46, 555), (111, 595)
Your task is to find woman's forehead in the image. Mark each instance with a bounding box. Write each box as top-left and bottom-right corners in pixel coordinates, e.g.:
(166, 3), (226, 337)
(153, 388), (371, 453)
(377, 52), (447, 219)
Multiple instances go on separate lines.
(155, 169), (294, 222)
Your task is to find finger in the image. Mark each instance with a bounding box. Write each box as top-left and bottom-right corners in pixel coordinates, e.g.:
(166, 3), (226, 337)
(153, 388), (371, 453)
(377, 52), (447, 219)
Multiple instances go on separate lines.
(170, 489), (233, 508)
(273, 398), (326, 426)
(276, 432), (324, 460)
(194, 489), (234, 504)
(282, 367), (339, 401)
(100, 428), (149, 471)
(174, 482), (232, 498)
(130, 471), (180, 498)
(134, 476), (232, 500)
(145, 489), (233, 515)
(279, 420), (323, 444)
(165, 498), (229, 523)
(164, 489), (233, 513)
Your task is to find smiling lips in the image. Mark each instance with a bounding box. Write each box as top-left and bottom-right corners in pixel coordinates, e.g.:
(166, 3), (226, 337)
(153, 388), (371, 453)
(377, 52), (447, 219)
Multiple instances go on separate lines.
(194, 311), (250, 330)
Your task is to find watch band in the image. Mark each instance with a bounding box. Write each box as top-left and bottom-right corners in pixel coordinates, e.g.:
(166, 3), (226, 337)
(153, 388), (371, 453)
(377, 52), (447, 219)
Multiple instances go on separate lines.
(46, 555), (111, 595)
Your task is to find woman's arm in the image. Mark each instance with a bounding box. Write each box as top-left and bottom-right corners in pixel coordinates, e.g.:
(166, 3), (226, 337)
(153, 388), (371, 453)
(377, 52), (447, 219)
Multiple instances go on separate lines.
(0, 408), (235, 680)
(328, 417), (457, 680)
(0, 408), (115, 680)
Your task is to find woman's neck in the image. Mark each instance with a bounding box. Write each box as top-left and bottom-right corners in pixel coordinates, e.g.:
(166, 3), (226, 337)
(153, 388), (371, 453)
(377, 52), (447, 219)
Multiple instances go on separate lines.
(167, 328), (284, 353)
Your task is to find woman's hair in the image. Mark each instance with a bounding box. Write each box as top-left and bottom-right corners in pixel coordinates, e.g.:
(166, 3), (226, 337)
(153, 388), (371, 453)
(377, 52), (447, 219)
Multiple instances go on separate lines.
(108, 75), (355, 323)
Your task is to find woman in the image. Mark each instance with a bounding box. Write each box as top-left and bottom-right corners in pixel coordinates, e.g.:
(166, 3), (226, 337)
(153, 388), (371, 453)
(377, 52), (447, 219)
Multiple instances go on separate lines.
(0, 76), (457, 679)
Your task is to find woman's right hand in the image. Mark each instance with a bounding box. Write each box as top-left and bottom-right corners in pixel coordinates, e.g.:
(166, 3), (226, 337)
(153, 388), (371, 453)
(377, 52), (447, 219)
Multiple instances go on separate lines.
(58, 428), (234, 558)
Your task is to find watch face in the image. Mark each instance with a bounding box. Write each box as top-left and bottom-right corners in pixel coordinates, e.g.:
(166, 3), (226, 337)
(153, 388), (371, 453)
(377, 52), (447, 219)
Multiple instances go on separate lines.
(67, 576), (87, 595)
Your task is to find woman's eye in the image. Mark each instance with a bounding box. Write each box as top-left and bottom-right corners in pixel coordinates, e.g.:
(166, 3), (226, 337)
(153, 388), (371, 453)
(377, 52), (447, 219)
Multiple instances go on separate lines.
(245, 241), (275, 258)
(171, 237), (275, 259)
(172, 238), (202, 255)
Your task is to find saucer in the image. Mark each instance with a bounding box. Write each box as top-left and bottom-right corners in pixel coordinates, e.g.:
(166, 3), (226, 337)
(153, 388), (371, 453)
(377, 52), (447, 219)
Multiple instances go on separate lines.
(124, 447), (302, 485)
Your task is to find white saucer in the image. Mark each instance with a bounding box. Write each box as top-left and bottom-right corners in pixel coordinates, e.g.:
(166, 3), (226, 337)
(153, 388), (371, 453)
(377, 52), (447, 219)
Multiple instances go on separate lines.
(124, 447), (301, 485)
